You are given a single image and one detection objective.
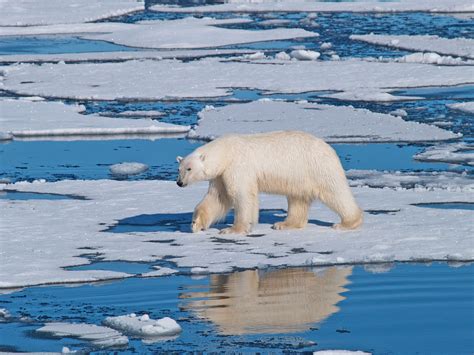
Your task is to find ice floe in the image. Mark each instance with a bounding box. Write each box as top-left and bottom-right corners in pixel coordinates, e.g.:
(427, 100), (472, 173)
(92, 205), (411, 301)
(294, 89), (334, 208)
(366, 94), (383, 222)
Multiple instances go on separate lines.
(0, 99), (189, 140)
(3, 58), (473, 101)
(0, 0), (144, 26)
(1, 178), (473, 288)
(36, 322), (129, 348)
(350, 35), (474, 59)
(189, 100), (459, 143)
(140, 266), (178, 278)
(0, 18), (316, 50)
(100, 110), (165, 118)
(394, 52), (473, 66)
(0, 49), (256, 64)
(414, 143), (474, 166)
(151, 1), (474, 14)
(447, 102), (474, 114)
(103, 314), (182, 337)
(109, 163), (149, 177)
(290, 50), (320, 61)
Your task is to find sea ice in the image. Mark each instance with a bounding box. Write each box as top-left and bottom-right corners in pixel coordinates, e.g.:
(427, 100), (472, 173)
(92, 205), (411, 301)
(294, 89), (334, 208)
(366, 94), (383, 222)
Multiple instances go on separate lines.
(109, 163), (149, 177)
(1, 178), (473, 288)
(0, 0), (144, 26)
(150, 1), (474, 14)
(3, 58), (472, 102)
(36, 322), (129, 348)
(393, 52), (472, 66)
(350, 35), (474, 59)
(414, 143), (474, 166)
(0, 99), (189, 140)
(447, 102), (474, 114)
(189, 100), (459, 143)
(103, 314), (182, 337)
(290, 50), (320, 61)
(0, 18), (316, 50)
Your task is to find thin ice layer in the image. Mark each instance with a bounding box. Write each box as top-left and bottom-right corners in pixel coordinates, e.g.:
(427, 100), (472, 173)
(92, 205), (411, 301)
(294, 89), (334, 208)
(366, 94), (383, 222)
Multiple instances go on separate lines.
(190, 100), (459, 143)
(2, 58), (473, 101)
(1, 178), (472, 288)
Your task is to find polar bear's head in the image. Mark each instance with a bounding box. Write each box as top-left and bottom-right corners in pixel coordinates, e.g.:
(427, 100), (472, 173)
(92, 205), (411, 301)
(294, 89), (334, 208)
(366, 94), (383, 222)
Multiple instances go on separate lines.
(176, 154), (207, 187)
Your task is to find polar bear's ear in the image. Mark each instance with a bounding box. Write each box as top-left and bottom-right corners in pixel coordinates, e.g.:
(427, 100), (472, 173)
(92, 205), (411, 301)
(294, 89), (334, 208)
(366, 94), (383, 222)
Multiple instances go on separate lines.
(176, 156), (183, 163)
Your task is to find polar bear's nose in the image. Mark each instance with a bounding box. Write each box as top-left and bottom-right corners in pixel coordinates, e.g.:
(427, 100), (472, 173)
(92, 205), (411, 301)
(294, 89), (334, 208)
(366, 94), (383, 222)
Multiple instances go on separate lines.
(177, 180), (184, 187)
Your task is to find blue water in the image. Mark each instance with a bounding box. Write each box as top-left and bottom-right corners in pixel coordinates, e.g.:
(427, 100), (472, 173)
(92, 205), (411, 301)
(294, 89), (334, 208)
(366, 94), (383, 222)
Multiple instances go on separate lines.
(412, 202), (474, 211)
(0, 263), (472, 353)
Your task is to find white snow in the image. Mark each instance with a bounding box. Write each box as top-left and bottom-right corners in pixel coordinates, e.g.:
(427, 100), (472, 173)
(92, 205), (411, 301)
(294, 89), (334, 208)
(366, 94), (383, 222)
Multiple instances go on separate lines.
(0, 49), (256, 64)
(0, 99), (189, 140)
(0, 178), (473, 288)
(447, 102), (474, 114)
(321, 90), (421, 102)
(109, 163), (149, 176)
(0, 0), (143, 26)
(351, 35), (474, 59)
(414, 143), (474, 166)
(290, 49), (320, 61)
(150, 1), (474, 14)
(347, 170), (474, 192)
(394, 52), (472, 66)
(140, 267), (178, 278)
(0, 18), (316, 50)
(3, 58), (472, 102)
(36, 322), (129, 348)
(103, 314), (181, 337)
(189, 100), (459, 143)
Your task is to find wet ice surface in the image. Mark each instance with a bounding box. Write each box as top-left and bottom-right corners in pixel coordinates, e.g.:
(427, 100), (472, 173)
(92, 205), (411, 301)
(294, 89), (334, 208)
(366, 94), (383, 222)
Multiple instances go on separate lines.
(0, 263), (472, 353)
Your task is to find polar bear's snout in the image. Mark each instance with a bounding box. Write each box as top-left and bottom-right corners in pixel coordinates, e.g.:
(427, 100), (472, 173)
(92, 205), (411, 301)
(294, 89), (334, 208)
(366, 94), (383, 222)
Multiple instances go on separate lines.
(176, 179), (184, 187)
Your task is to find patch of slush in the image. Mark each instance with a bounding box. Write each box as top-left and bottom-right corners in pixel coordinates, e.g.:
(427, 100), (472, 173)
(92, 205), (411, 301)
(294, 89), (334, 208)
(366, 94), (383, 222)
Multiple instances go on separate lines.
(1, 179), (473, 288)
(109, 162), (149, 177)
(414, 143), (474, 166)
(103, 314), (181, 337)
(36, 322), (128, 348)
(0, 49), (255, 64)
(150, 1), (474, 14)
(347, 170), (473, 192)
(0, 0), (144, 26)
(447, 102), (474, 114)
(3, 58), (473, 101)
(190, 100), (459, 143)
(0, 99), (189, 140)
(0, 18), (316, 50)
(350, 35), (474, 59)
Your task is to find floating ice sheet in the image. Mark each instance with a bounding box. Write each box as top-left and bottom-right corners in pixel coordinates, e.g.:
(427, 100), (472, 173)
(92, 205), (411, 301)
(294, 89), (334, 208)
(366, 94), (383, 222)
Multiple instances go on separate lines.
(1, 178), (473, 288)
(110, 162), (149, 176)
(0, 0), (144, 26)
(150, 1), (474, 14)
(189, 100), (459, 143)
(447, 102), (474, 114)
(103, 314), (182, 337)
(350, 35), (474, 59)
(3, 58), (473, 101)
(0, 18), (316, 50)
(414, 143), (474, 166)
(36, 322), (129, 348)
(0, 99), (189, 140)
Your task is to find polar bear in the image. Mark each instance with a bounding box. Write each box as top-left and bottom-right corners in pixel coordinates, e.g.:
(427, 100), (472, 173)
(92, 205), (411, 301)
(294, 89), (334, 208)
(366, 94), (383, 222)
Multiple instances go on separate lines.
(176, 131), (363, 234)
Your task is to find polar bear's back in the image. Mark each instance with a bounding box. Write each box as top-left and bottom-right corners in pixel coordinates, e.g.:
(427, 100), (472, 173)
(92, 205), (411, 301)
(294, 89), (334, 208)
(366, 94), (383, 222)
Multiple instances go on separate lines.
(203, 131), (348, 199)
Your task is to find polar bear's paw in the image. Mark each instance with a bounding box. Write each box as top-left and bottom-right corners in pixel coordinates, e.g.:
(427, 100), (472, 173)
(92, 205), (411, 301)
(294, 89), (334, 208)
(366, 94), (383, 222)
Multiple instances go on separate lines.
(272, 221), (305, 230)
(219, 226), (248, 235)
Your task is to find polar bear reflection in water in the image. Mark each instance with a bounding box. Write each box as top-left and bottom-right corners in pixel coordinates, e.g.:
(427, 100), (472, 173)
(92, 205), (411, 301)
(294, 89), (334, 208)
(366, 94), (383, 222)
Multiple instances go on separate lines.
(180, 266), (352, 335)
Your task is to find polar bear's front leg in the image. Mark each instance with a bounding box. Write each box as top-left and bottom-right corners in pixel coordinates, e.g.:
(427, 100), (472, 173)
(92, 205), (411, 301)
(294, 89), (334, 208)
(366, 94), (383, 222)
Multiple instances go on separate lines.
(220, 185), (258, 235)
(273, 197), (310, 230)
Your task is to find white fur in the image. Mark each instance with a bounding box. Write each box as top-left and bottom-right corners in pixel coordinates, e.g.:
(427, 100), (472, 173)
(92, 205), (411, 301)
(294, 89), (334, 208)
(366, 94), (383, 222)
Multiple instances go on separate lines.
(177, 131), (363, 234)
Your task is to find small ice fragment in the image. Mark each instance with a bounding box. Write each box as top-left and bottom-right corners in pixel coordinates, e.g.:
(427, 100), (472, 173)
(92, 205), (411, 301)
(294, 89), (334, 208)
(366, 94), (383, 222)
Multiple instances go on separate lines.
(110, 162), (149, 176)
(331, 54), (341, 61)
(389, 109), (408, 117)
(275, 51), (291, 61)
(191, 267), (208, 274)
(0, 132), (13, 141)
(290, 49), (320, 61)
(320, 42), (332, 50)
(104, 314), (182, 337)
(245, 51), (266, 60)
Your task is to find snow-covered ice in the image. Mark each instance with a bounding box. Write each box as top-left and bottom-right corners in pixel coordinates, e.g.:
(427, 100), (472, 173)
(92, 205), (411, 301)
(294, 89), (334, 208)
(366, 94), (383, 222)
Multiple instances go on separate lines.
(0, 178), (472, 288)
(389, 109), (408, 118)
(0, 49), (256, 64)
(109, 163), (149, 177)
(414, 143), (474, 166)
(103, 314), (182, 337)
(290, 50), (320, 61)
(140, 266), (178, 278)
(394, 52), (473, 66)
(189, 100), (459, 143)
(350, 35), (474, 59)
(151, 1), (474, 14)
(0, 99), (189, 140)
(100, 110), (165, 118)
(36, 322), (129, 348)
(447, 102), (474, 114)
(3, 58), (472, 101)
(0, 18), (316, 50)
(0, 0), (143, 26)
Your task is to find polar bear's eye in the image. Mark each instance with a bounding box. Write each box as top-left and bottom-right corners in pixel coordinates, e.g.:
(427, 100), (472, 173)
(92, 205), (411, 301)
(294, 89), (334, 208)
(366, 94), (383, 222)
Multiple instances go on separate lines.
(187, 168), (192, 171)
